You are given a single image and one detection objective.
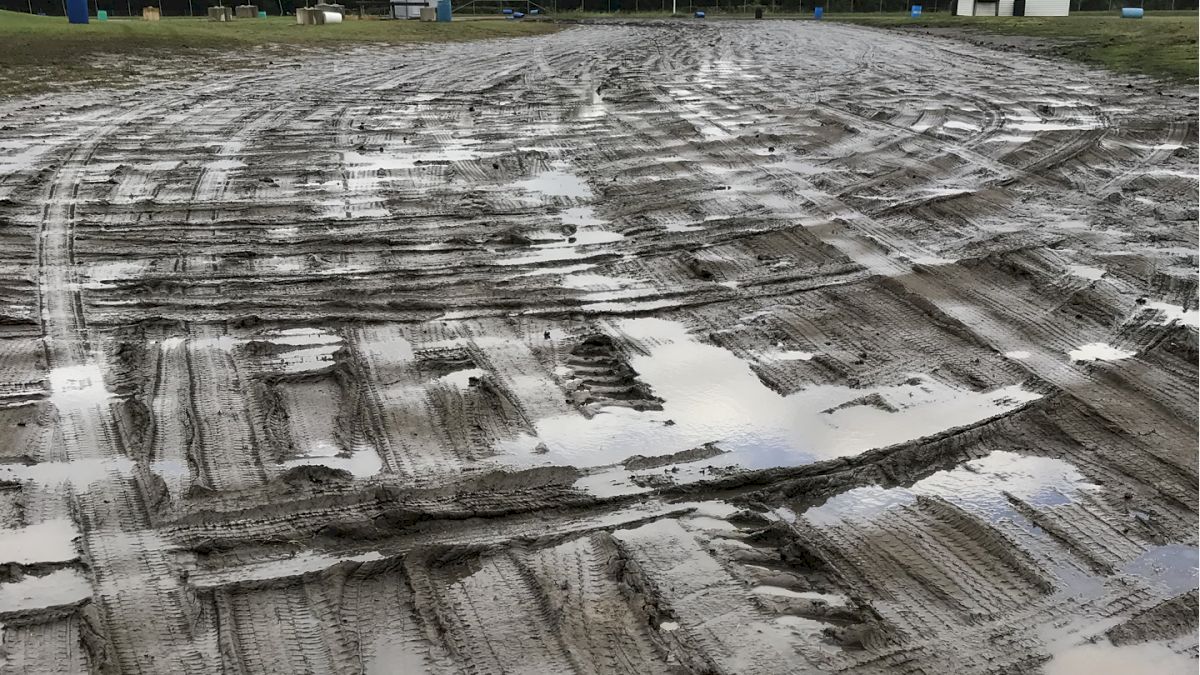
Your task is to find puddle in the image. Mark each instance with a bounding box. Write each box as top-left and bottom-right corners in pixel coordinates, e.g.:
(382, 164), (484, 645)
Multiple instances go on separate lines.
(984, 134), (1036, 144)
(202, 158), (246, 171)
(943, 120), (981, 132)
(0, 518), (80, 565)
(1143, 302), (1199, 330)
(1065, 264), (1105, 281)
(151, 458), (190, 481)
(223, 328), (347, 374)
(560, 274), (630, 291)
(432, 368), (485, 388)
(1005, 351), (1031, 359)
(1068, 343), (1135, 362)
(797, 452), (1198, 602)
(517, 263), (596, 278)
(0, 457), (136, 486)
(498, 166), (625, 267)
(804, 451), (1099, 527)
(343, 141), (491, 172)
(752, 586), (846, 606)
(0, 142), (56, 174)
(86, 260), (146, 283)
(280, 444), (382, 478)
(666, 88), (733, 139)
(500, 318), (1039, 469)
(269, 328), (343, 347)
(0, 568), (92, 614)
(576, 87), (607, 120)
(366, 635), (430, 674)
(515, 165), (592, 199)
(1046, 641), (1195, 675)
(48, 363), (112, 410)
(500, 230), (625, 267)
(663, 220), (705, 233)
(682, 515), (740, 532)
(1120, 544), (1199, 596)
(559, 206), (605, 227)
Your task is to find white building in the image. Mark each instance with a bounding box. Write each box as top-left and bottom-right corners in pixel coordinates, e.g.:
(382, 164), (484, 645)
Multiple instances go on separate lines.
(954, 0), (1069, 16)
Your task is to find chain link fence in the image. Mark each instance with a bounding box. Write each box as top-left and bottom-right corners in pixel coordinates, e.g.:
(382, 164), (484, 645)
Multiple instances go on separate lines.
(4, 0), (1194, 18)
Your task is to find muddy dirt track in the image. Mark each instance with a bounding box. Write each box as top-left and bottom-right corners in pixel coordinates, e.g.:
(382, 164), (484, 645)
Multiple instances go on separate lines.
(0, 19), (1197, 674)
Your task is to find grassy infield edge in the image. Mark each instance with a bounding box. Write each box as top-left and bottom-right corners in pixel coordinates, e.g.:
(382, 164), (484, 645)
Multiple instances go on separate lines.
(0, 8), (1195, 97)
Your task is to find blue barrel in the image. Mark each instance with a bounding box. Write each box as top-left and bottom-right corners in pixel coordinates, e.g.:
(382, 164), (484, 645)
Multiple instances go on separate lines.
(436, 0), (451, 21)
(1121, 6), (1143, 17)
(512, 10), (524, 17)
(502, 7), (513, 12)
(813, 6), (822, 18)
(694, 10), (704, 16)
(910, 4), (922, 16)
(66, 0), (88, 23)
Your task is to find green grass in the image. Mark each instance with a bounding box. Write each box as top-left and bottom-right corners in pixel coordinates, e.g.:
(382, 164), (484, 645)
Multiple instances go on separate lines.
(831, 11), (1199, 82)
(0, 9), (559, 96)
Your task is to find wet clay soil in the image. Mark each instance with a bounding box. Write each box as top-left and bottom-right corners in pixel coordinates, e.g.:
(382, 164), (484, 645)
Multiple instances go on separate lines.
(0, 20), (1196, 675)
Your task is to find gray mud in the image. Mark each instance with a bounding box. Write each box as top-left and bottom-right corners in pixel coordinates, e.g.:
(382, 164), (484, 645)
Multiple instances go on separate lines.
(0, 20), (1197, 675)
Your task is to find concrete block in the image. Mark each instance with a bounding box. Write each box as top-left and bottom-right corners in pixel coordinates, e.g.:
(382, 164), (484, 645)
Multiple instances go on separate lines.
(207, 5), (233, 20)
(235, 4), (258, 17)
(419, 6), (435, 20)
(142, 5), (160, 19)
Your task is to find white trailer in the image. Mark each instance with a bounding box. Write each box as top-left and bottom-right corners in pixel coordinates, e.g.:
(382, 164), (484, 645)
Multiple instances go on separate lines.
(955, 0), (1069, 16)
(392, 0), (436, 18)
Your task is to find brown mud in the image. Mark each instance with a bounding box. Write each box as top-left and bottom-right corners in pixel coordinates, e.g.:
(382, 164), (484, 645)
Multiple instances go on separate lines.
(0, 20), (1197, 675)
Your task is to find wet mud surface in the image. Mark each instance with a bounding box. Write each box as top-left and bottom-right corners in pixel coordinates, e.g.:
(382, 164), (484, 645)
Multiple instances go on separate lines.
(0, 20), (1197, 674)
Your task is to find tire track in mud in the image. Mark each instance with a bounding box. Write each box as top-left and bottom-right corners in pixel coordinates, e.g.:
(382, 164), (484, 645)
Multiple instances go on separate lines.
(13, 70), (327, 672)
(0, 20), (1195, 675)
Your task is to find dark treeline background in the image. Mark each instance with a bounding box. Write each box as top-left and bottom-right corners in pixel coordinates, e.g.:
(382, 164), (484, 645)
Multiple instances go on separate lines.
(3, 0), (1193, 18)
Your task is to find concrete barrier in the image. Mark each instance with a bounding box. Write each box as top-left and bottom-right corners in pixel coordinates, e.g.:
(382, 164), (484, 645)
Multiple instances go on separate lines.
(207, 5), (233, 20)
(142, 5), (160, 19)
(235, 4), (259, 17)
